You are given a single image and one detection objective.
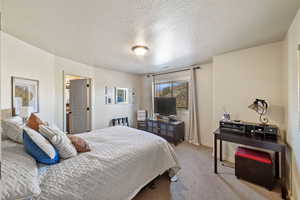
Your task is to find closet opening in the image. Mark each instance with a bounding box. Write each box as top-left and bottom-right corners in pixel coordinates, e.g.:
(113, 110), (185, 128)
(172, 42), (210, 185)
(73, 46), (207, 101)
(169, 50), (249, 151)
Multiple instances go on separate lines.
(63, 74), (92, 134)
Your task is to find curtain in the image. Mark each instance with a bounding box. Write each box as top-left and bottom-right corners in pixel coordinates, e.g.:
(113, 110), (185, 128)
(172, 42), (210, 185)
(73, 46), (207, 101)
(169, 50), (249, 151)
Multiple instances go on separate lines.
(151, 75), (156, 116)
(187, 68), (200, 145)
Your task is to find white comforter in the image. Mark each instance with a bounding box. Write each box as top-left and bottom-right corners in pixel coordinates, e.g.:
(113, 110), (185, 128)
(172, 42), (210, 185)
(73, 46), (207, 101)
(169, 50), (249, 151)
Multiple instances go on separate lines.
(35, 126), (180, 200)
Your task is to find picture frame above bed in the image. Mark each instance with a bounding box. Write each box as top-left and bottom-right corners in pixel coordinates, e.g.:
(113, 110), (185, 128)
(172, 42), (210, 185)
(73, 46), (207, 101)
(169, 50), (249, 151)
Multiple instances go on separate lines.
(11, 76), (39, 115)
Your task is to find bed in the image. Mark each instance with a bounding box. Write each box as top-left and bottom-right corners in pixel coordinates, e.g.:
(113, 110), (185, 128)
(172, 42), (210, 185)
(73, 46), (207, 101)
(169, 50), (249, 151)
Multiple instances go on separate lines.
(3, 126), (180, 200)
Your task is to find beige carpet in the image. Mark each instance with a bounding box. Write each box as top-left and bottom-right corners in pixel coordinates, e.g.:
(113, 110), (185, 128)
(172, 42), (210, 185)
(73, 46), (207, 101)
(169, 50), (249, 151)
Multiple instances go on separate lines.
(133, 142), (282, 200)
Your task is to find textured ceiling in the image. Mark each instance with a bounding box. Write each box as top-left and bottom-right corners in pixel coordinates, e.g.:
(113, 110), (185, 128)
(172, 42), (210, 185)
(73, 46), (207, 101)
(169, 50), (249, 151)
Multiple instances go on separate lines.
(2, 0), (300, 74)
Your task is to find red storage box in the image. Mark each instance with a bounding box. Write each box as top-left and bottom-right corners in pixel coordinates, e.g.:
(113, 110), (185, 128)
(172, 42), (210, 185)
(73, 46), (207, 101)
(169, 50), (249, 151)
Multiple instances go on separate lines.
(235, 147), (275, 190)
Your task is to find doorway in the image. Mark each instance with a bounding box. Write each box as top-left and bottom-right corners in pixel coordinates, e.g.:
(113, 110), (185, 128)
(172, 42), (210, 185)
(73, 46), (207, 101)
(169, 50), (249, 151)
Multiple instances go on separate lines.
(63, 74), (92, 134)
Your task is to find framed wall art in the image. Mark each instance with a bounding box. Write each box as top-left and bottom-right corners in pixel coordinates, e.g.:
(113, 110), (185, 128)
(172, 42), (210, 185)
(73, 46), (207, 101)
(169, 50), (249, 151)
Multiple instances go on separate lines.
(105, 86), (115, 104)
(115, 87), (129, 104)
(11, 76), (39, 115)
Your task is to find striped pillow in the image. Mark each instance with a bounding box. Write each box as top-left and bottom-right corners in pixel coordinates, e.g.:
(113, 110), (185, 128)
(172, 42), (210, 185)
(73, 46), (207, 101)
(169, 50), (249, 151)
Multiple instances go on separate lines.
(39, 125), (77, 159)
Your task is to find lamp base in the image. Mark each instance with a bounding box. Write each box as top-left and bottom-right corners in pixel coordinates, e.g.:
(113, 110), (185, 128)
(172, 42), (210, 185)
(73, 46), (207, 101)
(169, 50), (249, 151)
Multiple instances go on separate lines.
(259, 115), (269, 124)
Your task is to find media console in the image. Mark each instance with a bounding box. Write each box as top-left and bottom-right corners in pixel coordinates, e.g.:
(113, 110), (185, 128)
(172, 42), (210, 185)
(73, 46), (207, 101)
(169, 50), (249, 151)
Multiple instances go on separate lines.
(137, 119), (185, 145)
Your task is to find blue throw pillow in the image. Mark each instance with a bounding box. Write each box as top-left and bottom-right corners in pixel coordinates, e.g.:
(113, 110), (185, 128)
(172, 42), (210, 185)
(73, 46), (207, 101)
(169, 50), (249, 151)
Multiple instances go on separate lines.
(23, 129), (60, 165)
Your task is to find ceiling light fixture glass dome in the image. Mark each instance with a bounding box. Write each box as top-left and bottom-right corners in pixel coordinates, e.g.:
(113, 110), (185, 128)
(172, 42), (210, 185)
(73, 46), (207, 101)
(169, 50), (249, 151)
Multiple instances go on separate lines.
(132, 45), (149, 56)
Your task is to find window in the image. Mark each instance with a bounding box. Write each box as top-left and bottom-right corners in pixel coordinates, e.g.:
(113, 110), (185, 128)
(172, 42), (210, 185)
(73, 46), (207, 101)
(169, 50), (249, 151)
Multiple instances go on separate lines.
(155, 81), (189, 109)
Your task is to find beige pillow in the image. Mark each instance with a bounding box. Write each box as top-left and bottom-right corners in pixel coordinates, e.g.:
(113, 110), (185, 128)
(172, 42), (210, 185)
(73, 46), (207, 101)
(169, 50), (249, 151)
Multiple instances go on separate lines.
(1, 116), (25, 143)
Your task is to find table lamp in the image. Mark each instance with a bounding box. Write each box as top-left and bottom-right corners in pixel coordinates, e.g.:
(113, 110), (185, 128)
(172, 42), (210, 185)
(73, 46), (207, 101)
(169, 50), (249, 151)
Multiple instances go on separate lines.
(20, 106), (33, 123)
(248, 99), (269, 124)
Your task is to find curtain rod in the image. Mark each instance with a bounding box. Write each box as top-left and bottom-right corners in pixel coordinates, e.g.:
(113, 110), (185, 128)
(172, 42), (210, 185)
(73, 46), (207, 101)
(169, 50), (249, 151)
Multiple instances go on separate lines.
(147, 65), (201, 77)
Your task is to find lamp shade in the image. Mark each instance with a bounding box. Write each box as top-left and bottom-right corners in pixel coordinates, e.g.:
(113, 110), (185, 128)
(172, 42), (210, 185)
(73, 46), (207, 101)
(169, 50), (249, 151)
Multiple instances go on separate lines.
(248, 99), (269, 124)
(248, 99), (268, 114)
(19, 106), (33, 118)
(248, 103), (260, 112)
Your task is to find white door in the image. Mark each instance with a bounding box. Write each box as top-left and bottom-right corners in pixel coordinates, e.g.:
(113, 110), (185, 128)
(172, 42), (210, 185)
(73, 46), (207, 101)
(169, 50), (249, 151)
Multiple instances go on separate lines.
(69, 79), (91, 134)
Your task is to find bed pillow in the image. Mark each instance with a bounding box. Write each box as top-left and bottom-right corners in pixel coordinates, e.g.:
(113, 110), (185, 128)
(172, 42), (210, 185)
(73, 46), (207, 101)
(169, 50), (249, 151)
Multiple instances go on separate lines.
(2, 140), (41, 200)
(39, 124), (77, 159)
(23, 127), (60, 165)
(1, 116), (25, 143)
(26, 113), (45, 131)
(68, 135), (91, 153)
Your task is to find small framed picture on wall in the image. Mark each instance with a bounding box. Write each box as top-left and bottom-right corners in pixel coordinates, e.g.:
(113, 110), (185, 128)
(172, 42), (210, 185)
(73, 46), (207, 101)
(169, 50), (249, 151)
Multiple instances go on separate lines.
(11, 76), (39, 115)
(115, 87), (129, 104)
(105, 86), (115, 104)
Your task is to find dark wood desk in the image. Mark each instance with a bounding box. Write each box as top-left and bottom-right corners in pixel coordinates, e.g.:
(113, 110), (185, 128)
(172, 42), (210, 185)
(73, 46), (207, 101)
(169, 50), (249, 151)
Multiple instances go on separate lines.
(213, 129), (287, 200)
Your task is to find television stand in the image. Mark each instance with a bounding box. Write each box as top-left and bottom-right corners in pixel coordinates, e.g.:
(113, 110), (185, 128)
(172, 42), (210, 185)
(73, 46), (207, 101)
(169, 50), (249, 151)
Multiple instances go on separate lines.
(156, 114), (177, 122)
(137, 119), (185, 145)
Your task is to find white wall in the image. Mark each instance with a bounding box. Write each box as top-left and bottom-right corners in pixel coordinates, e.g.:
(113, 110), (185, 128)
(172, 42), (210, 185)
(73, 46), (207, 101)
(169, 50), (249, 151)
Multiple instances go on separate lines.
(54, 56), (141, 130)
(212, 42), (284, 162)
(1, 32), (56, 123)
(93, 67), (141, 129)
(283, 8), (300, 200)
(140, 63), (213, 147)
(1, 32), (142, 130)
(54, 56), (95, 129)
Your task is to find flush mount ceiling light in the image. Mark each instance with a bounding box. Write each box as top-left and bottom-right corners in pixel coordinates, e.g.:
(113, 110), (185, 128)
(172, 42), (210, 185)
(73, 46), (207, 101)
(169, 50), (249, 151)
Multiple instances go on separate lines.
(132, 45), (149, 56)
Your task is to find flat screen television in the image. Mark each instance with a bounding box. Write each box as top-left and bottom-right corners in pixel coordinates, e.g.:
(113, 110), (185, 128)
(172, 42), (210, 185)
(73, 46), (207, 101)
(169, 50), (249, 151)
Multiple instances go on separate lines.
(154, 97), (177, 116)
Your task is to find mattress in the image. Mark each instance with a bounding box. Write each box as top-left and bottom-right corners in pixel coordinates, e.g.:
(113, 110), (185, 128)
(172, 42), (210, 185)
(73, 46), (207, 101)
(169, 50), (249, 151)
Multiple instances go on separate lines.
(35, 126), (180, 200)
